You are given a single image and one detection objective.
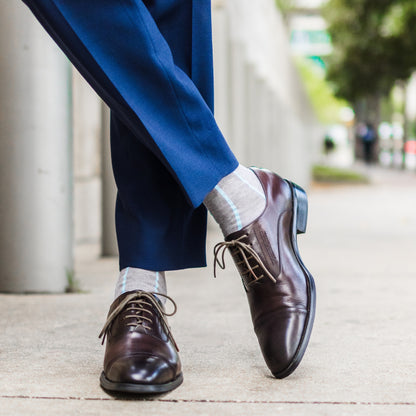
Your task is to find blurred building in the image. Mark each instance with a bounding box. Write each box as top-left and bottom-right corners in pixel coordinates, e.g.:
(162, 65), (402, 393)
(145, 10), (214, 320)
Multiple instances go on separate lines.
(287, 0), (331, 67)
(0, 0), (319, 292)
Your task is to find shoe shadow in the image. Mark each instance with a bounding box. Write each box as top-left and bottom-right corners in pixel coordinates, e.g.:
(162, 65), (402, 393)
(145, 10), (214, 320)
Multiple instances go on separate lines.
(101, 388), (172, 401)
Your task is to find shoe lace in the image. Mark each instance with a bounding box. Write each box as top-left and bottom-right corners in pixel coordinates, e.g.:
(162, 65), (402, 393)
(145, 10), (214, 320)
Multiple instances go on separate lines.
(213, 235), (276, 284)
(98, 291), (179, 350)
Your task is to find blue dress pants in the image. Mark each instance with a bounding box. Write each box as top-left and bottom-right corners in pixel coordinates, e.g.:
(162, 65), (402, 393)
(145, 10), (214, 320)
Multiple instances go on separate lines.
(21, 0), (238, 271)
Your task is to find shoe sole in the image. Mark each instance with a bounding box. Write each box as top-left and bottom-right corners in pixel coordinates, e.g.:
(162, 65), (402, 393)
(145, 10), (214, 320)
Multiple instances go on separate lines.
(100, 371), (183, 394)
(272, 181), (317, 379)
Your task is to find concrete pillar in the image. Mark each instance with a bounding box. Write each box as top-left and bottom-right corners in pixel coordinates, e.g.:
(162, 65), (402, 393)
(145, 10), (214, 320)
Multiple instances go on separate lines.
(273, 97), (292, 179)
(265, 85), (277, 172)
(257, 77), (269, 168)
(72, 70), (102, 261)
(212, 2), (231, 140)
(268, 92), (283, 174)
(229, 41), (248, 163)
(101, 104), (118, 257)
(0, 2), (72, 292)
(245, 62), (259, 166)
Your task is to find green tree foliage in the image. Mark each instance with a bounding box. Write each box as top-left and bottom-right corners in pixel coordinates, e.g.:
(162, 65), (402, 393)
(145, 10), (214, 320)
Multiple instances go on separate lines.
(275, 0), (295, 14)
(323, 0), (416, 102)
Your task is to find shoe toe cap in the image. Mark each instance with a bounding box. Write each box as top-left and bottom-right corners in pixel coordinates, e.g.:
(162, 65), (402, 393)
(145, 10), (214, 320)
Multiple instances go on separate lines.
(106, 354), (176, 385)
(255, 309), (307, 376)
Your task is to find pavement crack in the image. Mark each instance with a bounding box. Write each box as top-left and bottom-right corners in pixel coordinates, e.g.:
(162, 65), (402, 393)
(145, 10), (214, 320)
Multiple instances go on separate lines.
(0, 396), (415, 406)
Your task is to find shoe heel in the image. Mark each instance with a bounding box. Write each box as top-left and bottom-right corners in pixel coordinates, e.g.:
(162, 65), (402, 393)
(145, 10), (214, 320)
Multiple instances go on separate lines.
(292, 183), (308, 234)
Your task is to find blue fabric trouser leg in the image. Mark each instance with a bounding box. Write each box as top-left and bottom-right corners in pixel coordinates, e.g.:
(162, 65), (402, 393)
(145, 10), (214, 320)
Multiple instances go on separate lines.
(21, 0), (239, 270)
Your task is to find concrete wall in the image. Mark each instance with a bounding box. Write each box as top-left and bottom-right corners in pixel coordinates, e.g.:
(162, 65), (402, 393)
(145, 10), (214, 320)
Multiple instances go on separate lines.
(212, 0), (320, 187)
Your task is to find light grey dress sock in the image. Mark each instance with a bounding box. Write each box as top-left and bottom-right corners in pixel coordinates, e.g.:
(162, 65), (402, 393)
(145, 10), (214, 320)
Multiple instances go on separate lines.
(114, 267), (167, 304)
(203, 164), (266, 237)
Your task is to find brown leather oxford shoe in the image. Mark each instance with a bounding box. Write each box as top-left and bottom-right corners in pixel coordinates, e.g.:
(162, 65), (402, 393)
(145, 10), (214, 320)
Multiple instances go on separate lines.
(99, 291), (183, 394)
(214, 168), (316, 378)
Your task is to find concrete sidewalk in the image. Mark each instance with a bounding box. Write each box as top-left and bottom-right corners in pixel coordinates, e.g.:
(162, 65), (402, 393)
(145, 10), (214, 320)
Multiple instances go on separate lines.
(1, 166), (416, 415)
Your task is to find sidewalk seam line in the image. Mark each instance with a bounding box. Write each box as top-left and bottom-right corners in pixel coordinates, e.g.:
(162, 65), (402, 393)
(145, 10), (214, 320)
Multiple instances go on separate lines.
(0, 396), (415, 406)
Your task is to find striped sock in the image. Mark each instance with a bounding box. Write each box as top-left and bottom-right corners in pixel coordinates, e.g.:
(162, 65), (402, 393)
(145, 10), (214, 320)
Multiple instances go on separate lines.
(114, 268), (167, 304)
(203, 165), (266, 237)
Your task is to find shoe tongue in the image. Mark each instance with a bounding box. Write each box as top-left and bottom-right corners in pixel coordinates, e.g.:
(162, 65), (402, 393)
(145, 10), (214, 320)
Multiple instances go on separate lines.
(132, 325), (148, 335)
(124, 300), (155, 331)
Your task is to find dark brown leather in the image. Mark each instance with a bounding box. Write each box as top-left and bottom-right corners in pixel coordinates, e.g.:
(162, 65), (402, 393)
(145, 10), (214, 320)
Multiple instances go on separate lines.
(224, 168), (316, 378)
(100, 291), (182, 393)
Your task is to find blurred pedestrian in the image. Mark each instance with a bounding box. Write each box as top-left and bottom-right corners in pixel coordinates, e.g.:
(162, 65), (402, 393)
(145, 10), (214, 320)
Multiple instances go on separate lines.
(324, 133), (335, 155)
(360, 122), (376, 164)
